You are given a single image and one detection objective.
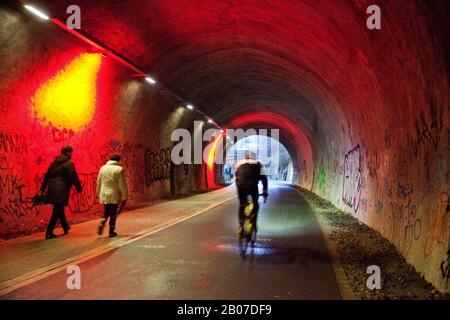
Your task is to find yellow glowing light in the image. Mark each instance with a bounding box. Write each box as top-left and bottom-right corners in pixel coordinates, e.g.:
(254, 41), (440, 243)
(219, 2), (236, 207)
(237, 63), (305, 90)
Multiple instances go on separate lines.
(31, 54), (101, 131)
(207, 133), (223, 170)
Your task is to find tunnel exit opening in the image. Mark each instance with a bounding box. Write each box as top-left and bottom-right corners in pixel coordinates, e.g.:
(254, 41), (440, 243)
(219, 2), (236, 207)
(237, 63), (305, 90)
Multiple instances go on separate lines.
(223, 135), (293, 184)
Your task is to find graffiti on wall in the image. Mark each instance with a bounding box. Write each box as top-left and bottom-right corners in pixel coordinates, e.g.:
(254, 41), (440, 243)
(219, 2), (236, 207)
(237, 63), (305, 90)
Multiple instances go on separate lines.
(407, 108), (443, 158)
(52, 127), (75, 143)
(144, 148), (171, 187)
(0, 131), (37, 223)
(68, 173), (99, 214)
(368, 143), (427, 252)
(396, 174), (421, 253)
(46, 128), (148, 200)
(317, 168), (326, 192)
(107, 141), (145, 195)
(0, 132), (28, 156)
(424, 192), (450, 257)
(0, 124), (179, 237)
(403, 204), (422, 242)
(170, 163), (192, 196)
(0, 173), (35, 220)
(342, 145), (362, 213)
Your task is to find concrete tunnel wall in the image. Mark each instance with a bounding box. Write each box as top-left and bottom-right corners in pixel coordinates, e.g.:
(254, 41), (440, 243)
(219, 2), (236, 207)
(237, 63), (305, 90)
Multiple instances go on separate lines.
(0, 4), (215, 239)
(0, 0), (449, 292)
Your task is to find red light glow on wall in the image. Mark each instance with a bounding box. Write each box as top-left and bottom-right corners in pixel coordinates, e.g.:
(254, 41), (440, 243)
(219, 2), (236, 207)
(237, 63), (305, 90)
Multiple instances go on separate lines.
(206, 133), (224, 189)
(227, 111), (313, 167)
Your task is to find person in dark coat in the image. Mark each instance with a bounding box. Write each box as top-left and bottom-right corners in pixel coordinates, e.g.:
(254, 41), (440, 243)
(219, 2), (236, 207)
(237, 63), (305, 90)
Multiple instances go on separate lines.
(40, 146), (82, 239)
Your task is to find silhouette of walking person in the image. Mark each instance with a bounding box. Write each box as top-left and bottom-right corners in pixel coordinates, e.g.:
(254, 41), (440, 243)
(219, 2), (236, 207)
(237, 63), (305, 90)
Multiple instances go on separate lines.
(40, 146), (82, 239)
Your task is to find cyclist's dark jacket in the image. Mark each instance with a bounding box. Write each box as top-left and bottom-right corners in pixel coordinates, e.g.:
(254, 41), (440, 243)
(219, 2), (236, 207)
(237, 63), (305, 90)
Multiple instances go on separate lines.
(235, 159), (268, 191)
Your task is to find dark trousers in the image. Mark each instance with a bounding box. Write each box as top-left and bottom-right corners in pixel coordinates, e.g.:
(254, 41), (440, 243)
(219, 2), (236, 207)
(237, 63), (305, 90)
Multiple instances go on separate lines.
(46, 204), (68, 234)
(238, 188), (259, 226)
(99, 204), (118, 234)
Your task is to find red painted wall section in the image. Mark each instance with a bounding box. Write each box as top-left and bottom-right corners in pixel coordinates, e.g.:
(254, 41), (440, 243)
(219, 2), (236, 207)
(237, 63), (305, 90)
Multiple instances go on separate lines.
(0, 6), (209, 239)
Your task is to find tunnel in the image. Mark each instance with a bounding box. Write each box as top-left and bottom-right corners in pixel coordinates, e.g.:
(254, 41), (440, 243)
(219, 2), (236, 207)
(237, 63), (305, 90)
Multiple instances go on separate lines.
(0, 0), (449, 297)
(224, 134), (294, 183)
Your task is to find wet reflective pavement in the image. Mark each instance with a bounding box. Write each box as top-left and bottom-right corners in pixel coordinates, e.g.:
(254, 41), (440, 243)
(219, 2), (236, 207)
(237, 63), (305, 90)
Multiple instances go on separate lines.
(3, 184), (341, 299)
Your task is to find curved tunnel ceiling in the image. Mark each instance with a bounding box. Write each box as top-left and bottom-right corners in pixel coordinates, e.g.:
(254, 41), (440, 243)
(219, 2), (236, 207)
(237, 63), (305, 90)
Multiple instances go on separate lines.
(33, 0), (349, 161)
(4, 0), (449, 293)
(39, 0), (448, 169)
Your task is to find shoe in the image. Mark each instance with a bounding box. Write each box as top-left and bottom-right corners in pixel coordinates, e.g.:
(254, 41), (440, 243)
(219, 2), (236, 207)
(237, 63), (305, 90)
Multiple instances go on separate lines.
(45, 233), (57, 239)
(109, 232), (118, 237)
(97, 226), (104, 235)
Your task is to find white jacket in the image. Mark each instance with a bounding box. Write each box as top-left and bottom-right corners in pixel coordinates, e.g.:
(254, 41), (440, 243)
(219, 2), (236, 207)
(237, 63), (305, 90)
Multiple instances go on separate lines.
(96, 160), (128, 204)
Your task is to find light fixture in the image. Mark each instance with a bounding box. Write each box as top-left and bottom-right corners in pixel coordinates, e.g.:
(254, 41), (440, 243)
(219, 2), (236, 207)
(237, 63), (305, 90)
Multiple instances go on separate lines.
(24, 4), (50, 20)
(21, 4), (226, 133)
(145, 76), (156, 85)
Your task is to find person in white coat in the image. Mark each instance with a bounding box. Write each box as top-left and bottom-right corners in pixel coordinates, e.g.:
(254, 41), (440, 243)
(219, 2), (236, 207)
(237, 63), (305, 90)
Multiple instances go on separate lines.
(96, 154), (128, 237)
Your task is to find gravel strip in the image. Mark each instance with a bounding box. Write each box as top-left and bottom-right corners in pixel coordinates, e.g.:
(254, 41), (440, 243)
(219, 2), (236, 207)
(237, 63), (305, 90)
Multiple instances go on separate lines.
(296, 186), (450, 300)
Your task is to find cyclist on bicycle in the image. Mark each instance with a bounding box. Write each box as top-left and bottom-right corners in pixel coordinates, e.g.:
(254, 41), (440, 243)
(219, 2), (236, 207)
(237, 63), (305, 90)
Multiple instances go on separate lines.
(235, 151), (268, 234)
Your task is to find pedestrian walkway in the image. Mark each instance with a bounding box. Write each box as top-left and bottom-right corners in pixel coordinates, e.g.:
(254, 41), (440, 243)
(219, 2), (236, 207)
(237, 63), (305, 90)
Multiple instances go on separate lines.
(0, 186), (236, 295)
(2, 183), (342, 300)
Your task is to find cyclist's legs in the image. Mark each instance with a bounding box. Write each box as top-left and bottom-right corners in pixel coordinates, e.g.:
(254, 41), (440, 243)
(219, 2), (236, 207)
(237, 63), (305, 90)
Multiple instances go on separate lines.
(237, 188), (249, 226)
(249, 189), (259, 225)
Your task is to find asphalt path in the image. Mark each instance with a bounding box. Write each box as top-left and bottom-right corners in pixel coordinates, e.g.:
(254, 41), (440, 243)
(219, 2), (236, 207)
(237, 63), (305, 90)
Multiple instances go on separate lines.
(3, 184), (341, 299)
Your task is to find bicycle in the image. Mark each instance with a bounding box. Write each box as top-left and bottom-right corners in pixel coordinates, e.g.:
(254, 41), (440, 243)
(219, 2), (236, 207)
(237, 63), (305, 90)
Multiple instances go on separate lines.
(238, 193), (267, 256)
